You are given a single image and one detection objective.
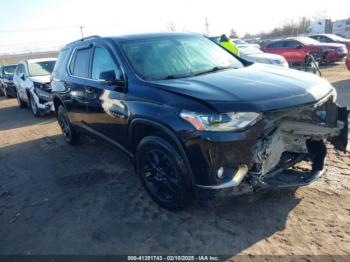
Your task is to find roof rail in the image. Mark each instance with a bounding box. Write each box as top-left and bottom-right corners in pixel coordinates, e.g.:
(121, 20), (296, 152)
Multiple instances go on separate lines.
(66, 35), (101, 46)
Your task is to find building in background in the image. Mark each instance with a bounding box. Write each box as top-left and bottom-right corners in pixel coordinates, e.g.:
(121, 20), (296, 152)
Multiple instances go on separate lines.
(332, 18), (350, 38)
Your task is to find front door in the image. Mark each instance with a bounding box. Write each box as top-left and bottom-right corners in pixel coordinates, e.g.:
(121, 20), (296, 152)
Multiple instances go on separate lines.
(85, 45), (129, 149)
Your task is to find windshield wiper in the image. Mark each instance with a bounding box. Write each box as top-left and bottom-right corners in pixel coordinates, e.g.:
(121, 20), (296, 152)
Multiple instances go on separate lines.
(194, 66), (234, 76)
(160, 73), (194, 80)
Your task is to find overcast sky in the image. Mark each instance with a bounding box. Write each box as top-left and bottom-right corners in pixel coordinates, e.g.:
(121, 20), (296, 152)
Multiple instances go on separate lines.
(0, 0), (349, 54)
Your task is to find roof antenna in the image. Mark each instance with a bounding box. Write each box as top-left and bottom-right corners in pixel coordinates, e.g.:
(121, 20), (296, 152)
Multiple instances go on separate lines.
(80, 25), (85, 40)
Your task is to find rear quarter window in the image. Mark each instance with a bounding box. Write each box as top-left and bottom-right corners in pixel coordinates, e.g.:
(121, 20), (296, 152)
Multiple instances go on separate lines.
(53, 49), (70, 76)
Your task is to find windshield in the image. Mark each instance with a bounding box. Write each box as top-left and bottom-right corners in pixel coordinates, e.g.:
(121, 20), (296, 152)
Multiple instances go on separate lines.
(239, 45), (263, 55)
(3, 65), (16, 75)
(121, 35), (243, 81)
(297, 37), (321, 45)
(28, 61), (55, 77)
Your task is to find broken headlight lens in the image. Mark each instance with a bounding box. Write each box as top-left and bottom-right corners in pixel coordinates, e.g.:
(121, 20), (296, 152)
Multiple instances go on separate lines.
(180, 111), (262, 131)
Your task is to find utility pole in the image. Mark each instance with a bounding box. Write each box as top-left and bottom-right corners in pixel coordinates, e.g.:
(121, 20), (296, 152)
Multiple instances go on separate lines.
(80, 25), (85, 39)
(204, 17), (209, 36)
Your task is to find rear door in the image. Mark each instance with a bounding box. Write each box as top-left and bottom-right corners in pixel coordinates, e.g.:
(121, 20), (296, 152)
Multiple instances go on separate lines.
(281, 40), (307, 63)
(263, 41), (285, 56)
(65, 45), (93, 124)
(85, 44), (129, 148)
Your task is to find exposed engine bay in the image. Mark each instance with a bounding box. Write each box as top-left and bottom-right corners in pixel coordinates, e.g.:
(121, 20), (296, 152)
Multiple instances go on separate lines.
(250, 93), (348, 188)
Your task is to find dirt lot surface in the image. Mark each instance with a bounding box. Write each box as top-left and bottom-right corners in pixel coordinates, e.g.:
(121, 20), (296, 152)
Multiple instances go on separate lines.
(1, 63), (350, 258)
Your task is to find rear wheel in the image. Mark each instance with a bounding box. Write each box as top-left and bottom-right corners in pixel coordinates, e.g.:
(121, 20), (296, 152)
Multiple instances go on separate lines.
(57, 105), (80, 145)
(136, 136), (193, 210)
(3, 88), (9, 98)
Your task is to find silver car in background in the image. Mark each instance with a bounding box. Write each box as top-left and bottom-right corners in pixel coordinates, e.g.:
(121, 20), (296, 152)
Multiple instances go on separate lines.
(239, 45), (289, 67)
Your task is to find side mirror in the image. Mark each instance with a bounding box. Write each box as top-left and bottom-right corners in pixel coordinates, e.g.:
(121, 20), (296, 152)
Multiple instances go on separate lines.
(99, 70), (126, 89)
(19, 73), (25, 80)
(296, 45), (303, 49)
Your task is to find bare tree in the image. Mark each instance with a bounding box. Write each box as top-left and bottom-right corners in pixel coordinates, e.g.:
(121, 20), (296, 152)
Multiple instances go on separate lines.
(229, 29), (238, 38)
(166, 22), (177, 32)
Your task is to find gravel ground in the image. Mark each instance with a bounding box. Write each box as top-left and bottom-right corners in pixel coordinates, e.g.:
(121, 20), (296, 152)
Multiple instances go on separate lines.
(0, 63), (349, 258)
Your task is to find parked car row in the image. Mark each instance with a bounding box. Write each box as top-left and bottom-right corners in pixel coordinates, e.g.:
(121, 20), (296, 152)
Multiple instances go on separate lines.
(263, 37), (348, 65)
(1, 33), (348, 210)
(0, 58), (57, 116)
(209, 36), (289, 67)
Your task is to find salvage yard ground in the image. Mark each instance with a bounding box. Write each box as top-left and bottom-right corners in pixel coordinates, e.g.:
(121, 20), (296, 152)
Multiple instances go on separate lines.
(0, 63), (350, 257)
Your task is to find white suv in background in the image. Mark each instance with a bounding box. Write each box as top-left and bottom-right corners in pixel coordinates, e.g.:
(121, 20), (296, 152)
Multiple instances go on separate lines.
(13, 58), (56, 116)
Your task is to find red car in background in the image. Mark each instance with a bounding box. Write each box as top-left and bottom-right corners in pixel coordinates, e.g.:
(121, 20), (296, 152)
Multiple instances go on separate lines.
(263, 37), (348, 65)
(346, 55), (350, 71)
(309, 34), (350, 52)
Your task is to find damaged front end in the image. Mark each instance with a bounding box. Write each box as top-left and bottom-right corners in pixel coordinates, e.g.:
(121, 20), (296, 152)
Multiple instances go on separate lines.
(249, 93), (348, 190)
(32, 82), (54, 113)
(194, 93), (348, 202)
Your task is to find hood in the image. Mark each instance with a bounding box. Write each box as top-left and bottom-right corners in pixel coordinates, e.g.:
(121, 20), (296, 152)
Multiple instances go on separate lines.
(153, 63), (334, 112)
(29, 75), (51, 84)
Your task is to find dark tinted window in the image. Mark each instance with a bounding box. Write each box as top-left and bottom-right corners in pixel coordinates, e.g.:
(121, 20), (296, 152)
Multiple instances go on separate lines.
(284, 40), (301, 48)
(92, 47), (122, 80)
(266, 41), (284, 48)
(71, 47), (92, 78)
(53, 49), (70, 76)
(3, 65), (17, 75)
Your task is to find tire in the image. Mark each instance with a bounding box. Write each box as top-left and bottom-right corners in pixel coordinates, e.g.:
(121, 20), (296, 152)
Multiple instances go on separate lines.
(3, 88), (9, 98)
(16, 90), (27, 108)
(57, 105), (80, 145)
(135, 136), (193, 210)
(29, 93), (41, 117)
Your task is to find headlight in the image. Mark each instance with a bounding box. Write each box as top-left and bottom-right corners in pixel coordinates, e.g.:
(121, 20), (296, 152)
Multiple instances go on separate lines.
(179, 110), (262, 131)
(3, 79), (12, 83)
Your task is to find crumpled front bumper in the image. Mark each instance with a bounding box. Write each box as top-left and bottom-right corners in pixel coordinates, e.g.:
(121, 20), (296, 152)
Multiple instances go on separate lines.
(32, 87), (54, 113)
(191, 100), (348, 201)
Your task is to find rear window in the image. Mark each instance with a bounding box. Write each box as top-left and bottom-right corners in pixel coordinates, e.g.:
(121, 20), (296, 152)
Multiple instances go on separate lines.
(70, 47), (92, 78)
(53, 49), (70, 76)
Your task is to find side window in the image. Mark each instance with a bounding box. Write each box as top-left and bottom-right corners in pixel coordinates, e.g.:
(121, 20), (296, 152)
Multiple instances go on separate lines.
(284, 41), (301, 48)
(70, 47), (92, 78)
(17, 64), (24, 76)
(91, 47), (122, 80)
(267, 41), (283, 48)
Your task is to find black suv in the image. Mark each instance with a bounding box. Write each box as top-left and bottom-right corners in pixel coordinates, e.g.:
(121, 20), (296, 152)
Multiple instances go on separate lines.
(52, 33), (348, 210)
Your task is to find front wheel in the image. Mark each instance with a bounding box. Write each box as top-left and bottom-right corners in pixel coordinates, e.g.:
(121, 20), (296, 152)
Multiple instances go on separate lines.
(135, 136), (193, 210)
(57, 105), (80, 145)
(29, 93), (41, 117)
(16, 90), (27, 108)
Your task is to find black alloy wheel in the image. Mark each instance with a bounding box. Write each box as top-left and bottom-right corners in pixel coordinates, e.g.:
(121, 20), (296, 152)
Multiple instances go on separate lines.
(57, 105), (79, 145)
(136, 136), (192, 210)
